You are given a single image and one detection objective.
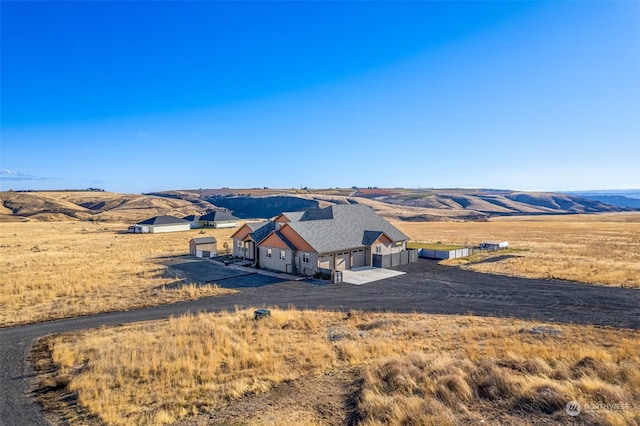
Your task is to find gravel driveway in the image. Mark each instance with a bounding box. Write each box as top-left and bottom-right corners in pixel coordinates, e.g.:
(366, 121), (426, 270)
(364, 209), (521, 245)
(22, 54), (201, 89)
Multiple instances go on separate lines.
(1, 259), (639, 426)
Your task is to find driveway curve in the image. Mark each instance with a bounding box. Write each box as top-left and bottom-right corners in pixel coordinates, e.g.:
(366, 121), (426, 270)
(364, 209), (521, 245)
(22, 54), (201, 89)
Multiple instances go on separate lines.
(1, 260), (639, 426)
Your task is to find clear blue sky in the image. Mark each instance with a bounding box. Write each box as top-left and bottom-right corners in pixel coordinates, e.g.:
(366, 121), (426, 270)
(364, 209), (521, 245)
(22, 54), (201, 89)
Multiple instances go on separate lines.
(1, 1), (639, 193)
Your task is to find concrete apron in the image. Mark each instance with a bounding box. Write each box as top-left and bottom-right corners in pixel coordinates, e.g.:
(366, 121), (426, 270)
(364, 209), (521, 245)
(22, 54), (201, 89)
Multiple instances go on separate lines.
(341, 266), (406, 285)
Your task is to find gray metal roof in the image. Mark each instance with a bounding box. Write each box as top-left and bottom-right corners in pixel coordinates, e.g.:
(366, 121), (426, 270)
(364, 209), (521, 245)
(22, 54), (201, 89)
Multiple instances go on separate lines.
(285, 204), (408, 253)
(137, 215), (189, 226)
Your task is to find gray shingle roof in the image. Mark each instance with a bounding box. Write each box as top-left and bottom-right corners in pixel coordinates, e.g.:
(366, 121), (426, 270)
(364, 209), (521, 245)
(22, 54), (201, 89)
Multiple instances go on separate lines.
(199, 211), (239, 222)
(190, 237), (217, 244)
(284, 204), (408, 253)
(246, 222), (268, 231)
(248, 221), (276, 243)
(137, 215), (189, 226)
(362, 230), (384, 246)
(278, 211), (305, 222)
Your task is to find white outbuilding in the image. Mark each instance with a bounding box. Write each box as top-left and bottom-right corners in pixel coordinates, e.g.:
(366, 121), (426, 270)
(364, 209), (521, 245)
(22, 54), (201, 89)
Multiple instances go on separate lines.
(131, 215), (191, 233)
(189, 237), (218, 258)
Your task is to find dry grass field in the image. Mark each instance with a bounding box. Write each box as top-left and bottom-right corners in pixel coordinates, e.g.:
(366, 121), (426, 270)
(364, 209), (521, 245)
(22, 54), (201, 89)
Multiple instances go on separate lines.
(35, 308), (640, 425)
(0, 221), (238, 327)
(2, 212), (638, 327)
(394, 212), (640, 288)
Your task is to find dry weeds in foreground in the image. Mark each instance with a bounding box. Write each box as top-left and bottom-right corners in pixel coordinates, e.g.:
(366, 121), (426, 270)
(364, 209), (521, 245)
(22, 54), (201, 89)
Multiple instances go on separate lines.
(39, 309), (640, 425)
(0, 221), (237, 327)
(394, 212), (640, 288)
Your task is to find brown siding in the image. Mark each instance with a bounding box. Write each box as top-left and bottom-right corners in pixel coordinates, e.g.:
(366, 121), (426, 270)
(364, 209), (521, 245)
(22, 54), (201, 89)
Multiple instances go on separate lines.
(261, 233), (291, 250)
(273, 213), (290, 223)
(375, 234), (393, 244)
(230, 224), (252, 240)
(280, 225), (316, 252)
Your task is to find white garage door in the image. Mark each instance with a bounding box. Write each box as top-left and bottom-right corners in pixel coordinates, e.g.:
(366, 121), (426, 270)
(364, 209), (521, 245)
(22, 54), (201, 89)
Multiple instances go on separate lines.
(335, 252), (349, 270)
(351, 249), (365, 268)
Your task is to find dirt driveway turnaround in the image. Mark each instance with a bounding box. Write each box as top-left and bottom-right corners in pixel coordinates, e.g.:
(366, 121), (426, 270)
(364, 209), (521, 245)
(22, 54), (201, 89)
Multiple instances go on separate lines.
(2, 259), (639, 426)
(168, 257), (640, 329)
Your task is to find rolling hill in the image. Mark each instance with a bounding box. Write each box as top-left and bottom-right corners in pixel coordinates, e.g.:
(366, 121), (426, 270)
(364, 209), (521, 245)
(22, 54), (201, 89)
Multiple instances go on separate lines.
(0, 191), (220, 223)
(0, 188), (629, 223)
(188, 188), (628, 221)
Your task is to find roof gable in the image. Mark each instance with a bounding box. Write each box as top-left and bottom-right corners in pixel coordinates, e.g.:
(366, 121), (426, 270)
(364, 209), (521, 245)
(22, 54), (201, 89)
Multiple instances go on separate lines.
(278, 223), (316, 252)
(276, 211), (305, 222)
(260, 231), (296, 250)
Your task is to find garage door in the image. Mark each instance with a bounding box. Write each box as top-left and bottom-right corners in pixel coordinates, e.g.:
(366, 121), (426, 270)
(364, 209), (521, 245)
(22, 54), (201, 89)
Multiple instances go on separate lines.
(351, 249), (365, 268)
(335, 252), (349, 270)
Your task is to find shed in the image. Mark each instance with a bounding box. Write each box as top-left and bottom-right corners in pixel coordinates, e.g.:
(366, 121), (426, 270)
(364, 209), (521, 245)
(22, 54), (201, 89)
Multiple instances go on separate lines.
(189, 237), (218, 258)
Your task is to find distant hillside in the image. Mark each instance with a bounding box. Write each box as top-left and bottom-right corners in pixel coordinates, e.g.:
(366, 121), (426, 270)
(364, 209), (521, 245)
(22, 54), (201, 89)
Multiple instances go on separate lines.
(189, 189), (627, 221)
(0, 191), (220, 223)
(1, 188), (630, 223)
(562, 190), (640, 208)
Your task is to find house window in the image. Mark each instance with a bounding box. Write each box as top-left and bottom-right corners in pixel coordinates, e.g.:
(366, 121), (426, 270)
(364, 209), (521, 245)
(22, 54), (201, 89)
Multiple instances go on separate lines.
(266, 248), (272, 258)
(302, 253), (310, 263)
(375, 246), (382, 253)
(279, 250), (286, 261)
(237, 240), (243, 248)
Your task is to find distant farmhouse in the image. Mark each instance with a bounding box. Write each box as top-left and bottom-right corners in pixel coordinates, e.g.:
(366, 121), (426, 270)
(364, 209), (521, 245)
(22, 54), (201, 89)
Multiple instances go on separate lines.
(183, 211), (239, 229)
(230, 204), (410, 276)
(128, 215), (191, 234)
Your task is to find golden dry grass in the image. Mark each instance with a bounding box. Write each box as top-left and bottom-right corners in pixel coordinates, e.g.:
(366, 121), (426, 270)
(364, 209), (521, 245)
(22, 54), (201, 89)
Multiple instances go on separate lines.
(3, 212), (638, 326)
(394, 212), (640, 288)
(0, 221), (238, 327)
(42, 309), (640, 425)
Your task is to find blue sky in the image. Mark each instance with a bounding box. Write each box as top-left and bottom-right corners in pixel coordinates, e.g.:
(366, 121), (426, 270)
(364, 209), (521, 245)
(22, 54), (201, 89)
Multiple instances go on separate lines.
(1, 1), (639, 193)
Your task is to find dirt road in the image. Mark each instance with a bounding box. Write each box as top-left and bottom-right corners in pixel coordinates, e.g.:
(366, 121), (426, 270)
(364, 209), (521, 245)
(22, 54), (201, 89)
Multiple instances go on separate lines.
(1, 259), (638, 426)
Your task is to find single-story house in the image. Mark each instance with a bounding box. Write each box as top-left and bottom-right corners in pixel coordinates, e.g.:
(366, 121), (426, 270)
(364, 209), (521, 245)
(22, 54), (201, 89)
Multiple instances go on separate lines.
(230, 204), (409, 275)
(129, 215), (191, 234)
(183, 211), (239, 229)
(189, 237), (218, 258)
